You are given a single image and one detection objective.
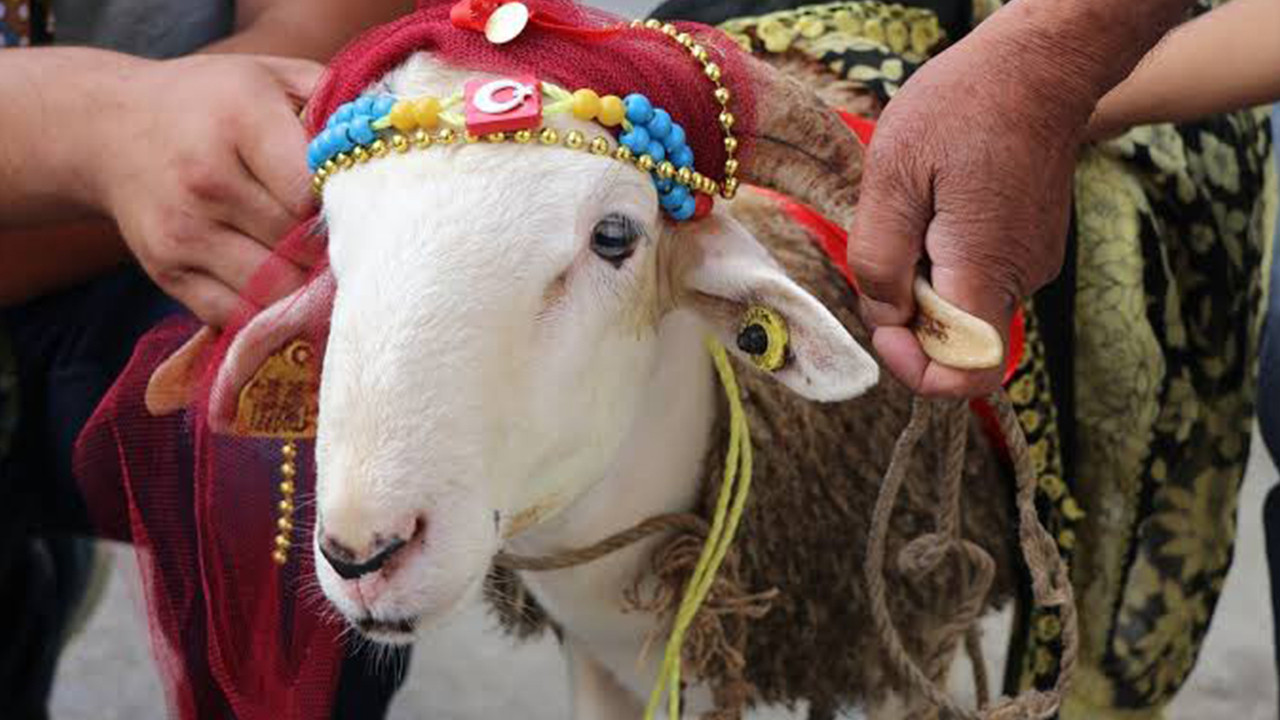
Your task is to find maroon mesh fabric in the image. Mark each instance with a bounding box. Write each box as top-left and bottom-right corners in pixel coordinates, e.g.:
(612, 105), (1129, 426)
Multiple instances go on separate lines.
(76, 228), (342, 720)
(72, 3), (763, 718)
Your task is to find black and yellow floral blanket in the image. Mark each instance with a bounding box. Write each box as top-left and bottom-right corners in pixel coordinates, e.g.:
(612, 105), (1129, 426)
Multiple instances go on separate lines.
(653, 0), (1277, 715)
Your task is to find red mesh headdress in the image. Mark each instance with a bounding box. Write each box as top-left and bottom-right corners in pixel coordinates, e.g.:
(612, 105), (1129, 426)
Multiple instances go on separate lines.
(73, 3), (760, 718)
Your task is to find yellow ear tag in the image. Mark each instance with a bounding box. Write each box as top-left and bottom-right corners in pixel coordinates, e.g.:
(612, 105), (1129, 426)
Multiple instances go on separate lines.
(737, 306), (789, 372)
(234, 339), (319, 440)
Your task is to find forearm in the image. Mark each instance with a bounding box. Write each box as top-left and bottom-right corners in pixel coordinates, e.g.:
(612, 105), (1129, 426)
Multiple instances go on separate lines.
(1088, 0), (1280, 138)
(0, 48), (146, 225)
(967, 0), (1198, 121)
(0, 219), (128, 306)
(203, 0), (414, 61)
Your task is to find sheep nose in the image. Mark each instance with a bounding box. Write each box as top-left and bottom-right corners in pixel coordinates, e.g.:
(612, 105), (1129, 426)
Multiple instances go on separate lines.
(319, 533), (408, 580)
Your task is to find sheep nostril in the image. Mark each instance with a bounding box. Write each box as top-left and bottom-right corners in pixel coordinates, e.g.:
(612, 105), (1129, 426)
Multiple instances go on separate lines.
(320, 534), (408, 581)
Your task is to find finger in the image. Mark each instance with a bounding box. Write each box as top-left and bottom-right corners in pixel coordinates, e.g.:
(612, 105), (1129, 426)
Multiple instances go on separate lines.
(847, 140), (931, 329)
(169, 272), (244, 328)
(238, 66), (321, 222)
(198, 230), (308, 304)
(211, 163), (299, 250)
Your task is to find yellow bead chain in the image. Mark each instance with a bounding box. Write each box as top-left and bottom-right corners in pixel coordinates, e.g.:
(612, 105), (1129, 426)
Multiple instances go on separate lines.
(272, 440), (299, 565)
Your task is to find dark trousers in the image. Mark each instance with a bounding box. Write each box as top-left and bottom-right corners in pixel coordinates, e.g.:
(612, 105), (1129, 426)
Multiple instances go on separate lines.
(0, 266), (407, 719)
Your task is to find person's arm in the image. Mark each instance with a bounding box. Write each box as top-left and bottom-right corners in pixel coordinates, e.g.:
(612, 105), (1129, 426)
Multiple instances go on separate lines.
(847, 0), (1196, 397)
(0, 0), (412, 315)
(1088, 0), (1280, 140)
(205, 0), (414, 60)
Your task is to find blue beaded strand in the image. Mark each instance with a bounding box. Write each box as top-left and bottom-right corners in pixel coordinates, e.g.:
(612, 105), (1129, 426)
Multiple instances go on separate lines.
(308, 93), (397, 171)
(618, 93), (701, 220)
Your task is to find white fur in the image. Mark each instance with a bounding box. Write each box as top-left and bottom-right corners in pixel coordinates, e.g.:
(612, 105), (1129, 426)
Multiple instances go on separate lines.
(288, 57), (879, 716)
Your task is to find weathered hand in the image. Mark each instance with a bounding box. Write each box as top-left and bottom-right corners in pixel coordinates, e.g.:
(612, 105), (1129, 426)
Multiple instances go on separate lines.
(87, 54), (322, 325)
(848, 14), (1097, 397)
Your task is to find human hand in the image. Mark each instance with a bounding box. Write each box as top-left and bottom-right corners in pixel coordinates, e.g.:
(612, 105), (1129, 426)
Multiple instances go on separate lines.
(85, 54), (322, 326)
(848, 15), (1097, 397)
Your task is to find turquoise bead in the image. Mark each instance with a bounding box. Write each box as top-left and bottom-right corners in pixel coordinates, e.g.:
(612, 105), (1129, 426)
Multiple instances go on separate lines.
(647, 140), (666, 163)
(621, 126), (650, 153)
(655, 178), (673, 193)
(348, 117), (376, 145)
(334, 104), (354, 123)
(671, 145), (694, 169)
(661, 184), (689, 210)
(353, 96), (375, 116)
(373, 96), (395, 117)
(663, 124), (686, 151)
(671, 195), (696, 221)
(647, 109), (672, 139)
(624, 94), (653, 125)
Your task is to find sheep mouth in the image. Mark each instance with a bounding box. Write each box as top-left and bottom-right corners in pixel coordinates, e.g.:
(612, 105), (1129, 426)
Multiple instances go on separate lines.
(354, 615), (418, 642)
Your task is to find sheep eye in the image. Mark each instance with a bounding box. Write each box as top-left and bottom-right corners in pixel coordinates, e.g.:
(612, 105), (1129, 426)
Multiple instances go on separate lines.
(590, 214), (641, 265)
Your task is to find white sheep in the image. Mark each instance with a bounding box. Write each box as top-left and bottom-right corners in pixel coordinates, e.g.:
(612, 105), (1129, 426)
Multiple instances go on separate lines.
(186, 50), (1022, 719)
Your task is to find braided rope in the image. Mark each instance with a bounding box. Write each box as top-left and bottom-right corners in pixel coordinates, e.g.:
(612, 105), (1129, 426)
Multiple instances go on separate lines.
(864, 393), (1077, 720)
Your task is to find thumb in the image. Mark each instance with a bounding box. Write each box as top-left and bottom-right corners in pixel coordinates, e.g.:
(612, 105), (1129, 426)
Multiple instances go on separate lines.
(847, 148), (930, 329)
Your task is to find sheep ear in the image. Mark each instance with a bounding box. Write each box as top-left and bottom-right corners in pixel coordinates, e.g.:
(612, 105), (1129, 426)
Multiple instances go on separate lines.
(673, 210), (878, 402)
(205, 270), (335, 434)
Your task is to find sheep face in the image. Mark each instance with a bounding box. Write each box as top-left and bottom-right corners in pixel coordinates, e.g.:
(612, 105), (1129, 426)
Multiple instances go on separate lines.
(298, 61), (878, 644)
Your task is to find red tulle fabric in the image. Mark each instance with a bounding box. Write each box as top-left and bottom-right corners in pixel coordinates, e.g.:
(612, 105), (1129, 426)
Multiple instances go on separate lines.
(71, 2), (761, 718)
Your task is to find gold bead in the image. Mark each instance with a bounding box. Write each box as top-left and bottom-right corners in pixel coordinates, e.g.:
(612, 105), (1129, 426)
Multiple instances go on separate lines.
(369, 139), (388, 158)
(644, 18), (662, 29)
(539, 127), (559, 145)
(323, 160), (338, 175)
(486, 132), (507, 143)
(719, 111), (735, 130)
(724, 136), (739, 154)
(281, 443), (298, 460)
(275, 535), (292, 549)
(614, 145), (634, 162)
(352, 146), (370, 163)
(676, 167), (693, 186)
(657, 161), (676, 179)
(438, 128), (457, 144)
(413, 128), (432, 148)
(714, 87), (731, 105)
(692, 45), (708, 62)
(637, 154), (655, 172)
(272, 549), (289, 565)
(589, 136), (610, 155)
(662, 23), (678, 36)
(278, 499), (294, 514)
(279, 480), (296, 495)
(724, 158), (739, 176)
(704, 62), (721, 82)
(464, 132), (481, 144)
(721, 176), (739, 199)
(277, 517), (293, 532)
(564, 130), (585, 149)
(391, 133), (410, 153)
(704, 177), (720, 195)
(311, 176), (325, 194)
(629, 18), (642, 27)
(690, 171), (705, 188)
(676, 32), (694, 47)
(315, 165), (330, 181)
(280, 463), (296, 478)
(336, 152), (354, 169)
(514, 129), (534, 143)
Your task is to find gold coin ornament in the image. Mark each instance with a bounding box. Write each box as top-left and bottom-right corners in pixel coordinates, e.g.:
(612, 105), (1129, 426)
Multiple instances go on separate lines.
(737, 305), (789, 372)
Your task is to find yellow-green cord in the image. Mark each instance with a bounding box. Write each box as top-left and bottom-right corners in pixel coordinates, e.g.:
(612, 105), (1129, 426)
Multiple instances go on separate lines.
(643, 336), (754, 720)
